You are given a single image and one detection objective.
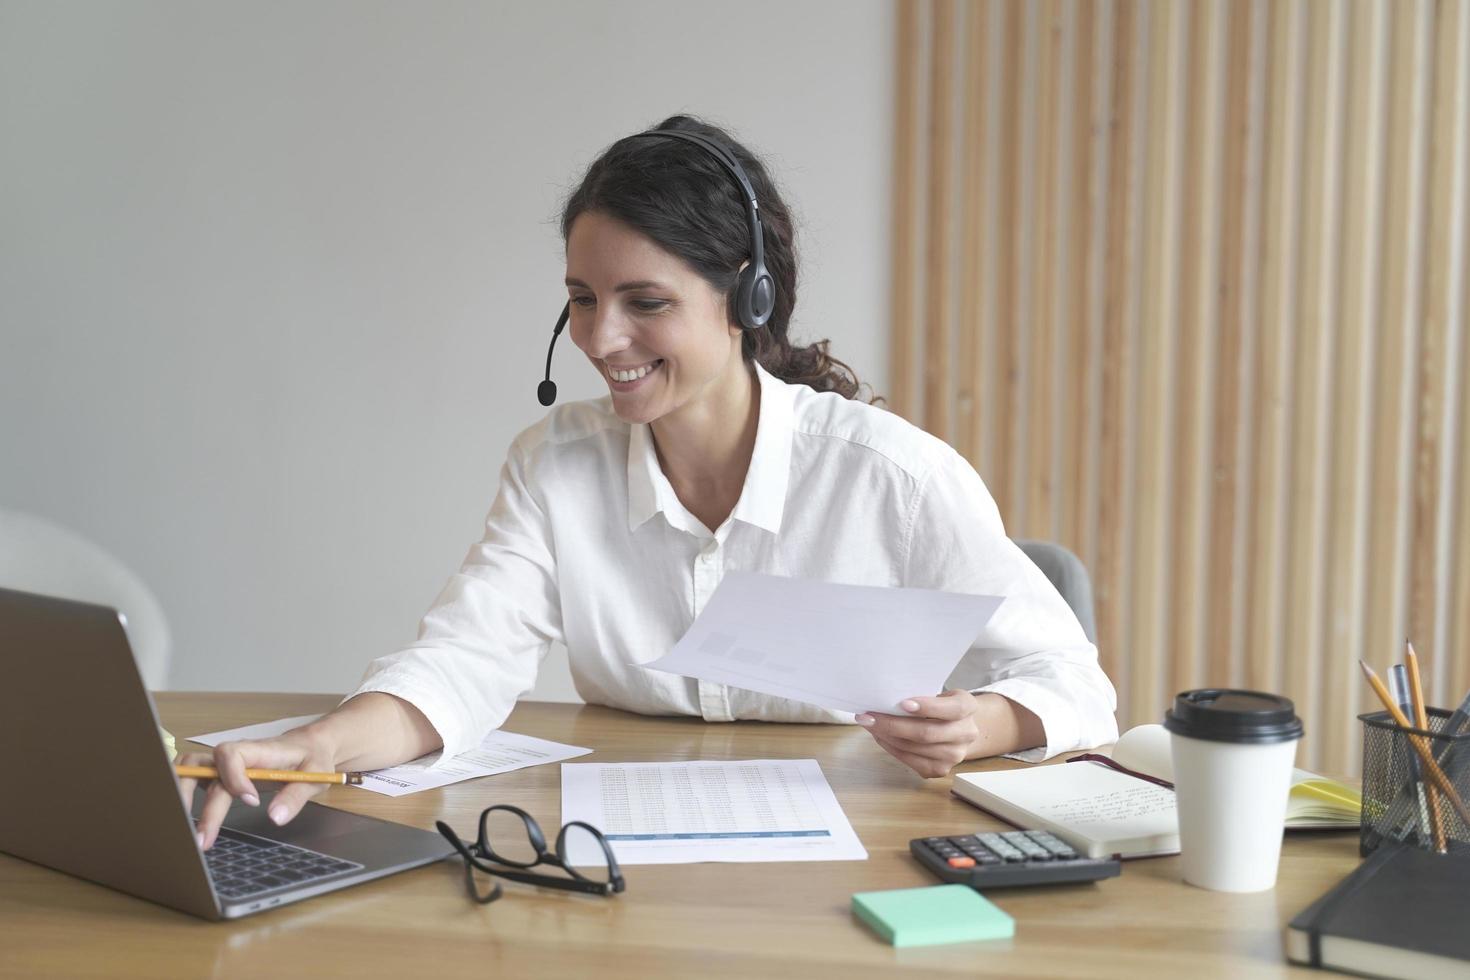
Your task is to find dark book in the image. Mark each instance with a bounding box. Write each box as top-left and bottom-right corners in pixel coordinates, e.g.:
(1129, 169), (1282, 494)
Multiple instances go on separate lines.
(1285, 842), (1470, 978)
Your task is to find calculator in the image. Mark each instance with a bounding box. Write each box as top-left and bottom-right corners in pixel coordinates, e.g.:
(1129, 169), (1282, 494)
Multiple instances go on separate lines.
(910, 830), (1121, 889)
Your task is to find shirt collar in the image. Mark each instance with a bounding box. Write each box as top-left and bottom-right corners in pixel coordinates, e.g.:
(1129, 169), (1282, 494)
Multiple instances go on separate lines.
(626, 361), (795, 536)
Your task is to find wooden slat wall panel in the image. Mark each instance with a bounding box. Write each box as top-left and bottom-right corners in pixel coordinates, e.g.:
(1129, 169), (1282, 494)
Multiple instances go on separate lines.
(1026, 0), (1062, 536)
(1168, 0), (1210, 701)
(1444, 0), (1470, 707)
(1286, 0), (1348, 770)
(955, 1), (988, 469)
(1324, 0), (1387, 771)
(1096, 0), (1139, 705)
(1420, 0), (1462, 704)
(890, 0), (922, 421)
(1212, 0), (1264, 693)
(1246, 0), (1303, 699)
(1064, 0), (1102, 569)
(1359, 1), (1433, 776)
(1131, 0), (1181, 732)
(921, 0), (956, 442)
(891, 0), (1470, 772)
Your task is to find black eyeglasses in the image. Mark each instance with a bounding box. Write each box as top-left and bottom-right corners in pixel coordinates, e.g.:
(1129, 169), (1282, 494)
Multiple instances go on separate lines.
(435, 804), (626, 905)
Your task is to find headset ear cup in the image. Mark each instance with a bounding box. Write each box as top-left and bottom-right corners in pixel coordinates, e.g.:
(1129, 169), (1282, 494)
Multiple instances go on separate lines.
(737, 264), (776, 329)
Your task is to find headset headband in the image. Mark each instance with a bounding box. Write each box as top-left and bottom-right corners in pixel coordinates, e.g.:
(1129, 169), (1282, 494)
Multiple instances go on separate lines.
(623, 130), (772, 330)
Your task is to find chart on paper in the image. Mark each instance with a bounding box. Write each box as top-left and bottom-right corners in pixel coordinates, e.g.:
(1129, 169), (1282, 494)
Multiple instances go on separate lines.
(561, 759), (868, 864)
(599, 760), (827, 839)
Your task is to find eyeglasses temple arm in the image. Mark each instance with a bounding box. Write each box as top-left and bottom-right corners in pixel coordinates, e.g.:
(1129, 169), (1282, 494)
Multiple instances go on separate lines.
(482, 865), (617, 896)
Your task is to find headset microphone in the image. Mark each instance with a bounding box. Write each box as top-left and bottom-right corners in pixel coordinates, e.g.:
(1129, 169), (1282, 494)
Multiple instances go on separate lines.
(538, 302), (570, 407)
(536, 129), (774, 406)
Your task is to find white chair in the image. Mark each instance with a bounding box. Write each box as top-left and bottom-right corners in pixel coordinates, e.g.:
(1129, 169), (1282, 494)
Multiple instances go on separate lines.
(0, 510), (171, 689)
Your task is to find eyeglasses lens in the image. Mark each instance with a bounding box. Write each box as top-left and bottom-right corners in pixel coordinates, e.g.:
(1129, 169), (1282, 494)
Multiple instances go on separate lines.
(559, 823), (613, 883)
(482, 809), (539, 866)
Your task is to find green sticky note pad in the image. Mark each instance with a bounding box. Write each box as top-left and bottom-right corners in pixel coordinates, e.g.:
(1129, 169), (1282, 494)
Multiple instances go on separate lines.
(852, 884), (1014, 948)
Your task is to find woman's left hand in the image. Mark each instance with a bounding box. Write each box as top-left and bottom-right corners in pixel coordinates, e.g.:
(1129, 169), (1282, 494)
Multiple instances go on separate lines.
(855, 689), (985, 778)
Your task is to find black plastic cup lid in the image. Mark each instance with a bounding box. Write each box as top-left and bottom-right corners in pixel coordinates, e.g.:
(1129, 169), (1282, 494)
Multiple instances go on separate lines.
(1163, 689), (1303, 744)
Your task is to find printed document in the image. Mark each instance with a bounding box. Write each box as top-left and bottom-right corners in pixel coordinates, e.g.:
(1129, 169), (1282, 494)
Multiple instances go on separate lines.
(189, 716), (590, 797)
(560, 759), (867, 865)
(645, 571), (1003, 715)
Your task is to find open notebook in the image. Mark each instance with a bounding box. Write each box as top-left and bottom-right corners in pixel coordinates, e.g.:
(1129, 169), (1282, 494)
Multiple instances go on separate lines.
(952, 724), (1361, 859)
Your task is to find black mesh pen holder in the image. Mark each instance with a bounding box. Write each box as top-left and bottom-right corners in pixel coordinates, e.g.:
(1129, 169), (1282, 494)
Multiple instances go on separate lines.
(1359, 708), (1470, 857)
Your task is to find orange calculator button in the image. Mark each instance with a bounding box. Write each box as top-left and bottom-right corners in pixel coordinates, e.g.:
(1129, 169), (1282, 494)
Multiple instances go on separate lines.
(946, 856), (976, 869)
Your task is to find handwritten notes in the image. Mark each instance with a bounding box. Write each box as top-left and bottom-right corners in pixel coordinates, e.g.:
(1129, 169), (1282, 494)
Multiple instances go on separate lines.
(1031, 781), (1177, 835)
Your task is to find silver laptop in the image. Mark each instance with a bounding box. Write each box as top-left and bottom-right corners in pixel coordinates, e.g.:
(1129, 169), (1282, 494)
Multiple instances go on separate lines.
(0, 587), (452, 920)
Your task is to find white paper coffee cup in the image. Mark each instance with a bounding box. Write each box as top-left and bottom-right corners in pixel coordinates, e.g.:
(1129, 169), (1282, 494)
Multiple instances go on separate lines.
(1164, 690), (1304, 893)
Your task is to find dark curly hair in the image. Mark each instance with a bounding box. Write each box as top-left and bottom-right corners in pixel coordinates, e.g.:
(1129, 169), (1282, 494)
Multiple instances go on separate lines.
(560, 115), (881, 403)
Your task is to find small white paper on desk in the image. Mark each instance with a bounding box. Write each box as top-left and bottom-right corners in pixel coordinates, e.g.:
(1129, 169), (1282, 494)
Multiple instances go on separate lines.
(188, 716), (590, 797)
(188, 714), (323, 747)
(646, 571), (1004, 715)
(360, 731), (591, 797)
(560, 759), (866, 865)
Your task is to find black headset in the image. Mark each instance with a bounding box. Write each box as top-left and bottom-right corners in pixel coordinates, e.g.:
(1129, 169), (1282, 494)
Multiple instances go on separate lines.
(537, 129), (776, 407)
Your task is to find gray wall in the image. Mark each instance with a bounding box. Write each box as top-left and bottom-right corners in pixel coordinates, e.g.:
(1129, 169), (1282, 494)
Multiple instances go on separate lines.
(0, 1), (894, 700)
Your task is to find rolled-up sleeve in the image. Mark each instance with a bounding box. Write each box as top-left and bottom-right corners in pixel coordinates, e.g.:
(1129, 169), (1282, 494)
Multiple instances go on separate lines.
(346, 435), (562, 765)
(903, 449), (1119, 761)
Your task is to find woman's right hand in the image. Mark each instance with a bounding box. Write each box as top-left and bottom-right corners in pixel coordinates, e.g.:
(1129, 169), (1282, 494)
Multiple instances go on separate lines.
(177, 727), (339, 850)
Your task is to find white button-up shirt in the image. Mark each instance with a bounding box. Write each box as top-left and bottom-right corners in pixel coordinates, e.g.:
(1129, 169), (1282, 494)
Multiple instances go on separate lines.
(350, 363), (1118, 764)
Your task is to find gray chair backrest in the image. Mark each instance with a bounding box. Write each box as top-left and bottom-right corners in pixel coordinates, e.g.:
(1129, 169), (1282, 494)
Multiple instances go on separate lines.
(1014, 539), (1097, 645)
(0, 510), (172, 688)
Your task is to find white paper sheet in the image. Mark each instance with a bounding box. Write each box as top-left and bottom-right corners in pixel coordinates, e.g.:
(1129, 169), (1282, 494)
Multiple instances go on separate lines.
(187, 714), (323, 747)
(559, 759), (867, 865)
(645, 571), (1003, 715)
(188, 716), (590, 796)
(359, 731), (591, 797)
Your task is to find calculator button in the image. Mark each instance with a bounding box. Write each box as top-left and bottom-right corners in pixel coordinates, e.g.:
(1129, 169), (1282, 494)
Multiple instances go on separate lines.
(1028, 833), (1079, 859)
(946, 856), (976, 869)
(1004, 833), (1053, 860)
(977, 834), (1026, 861)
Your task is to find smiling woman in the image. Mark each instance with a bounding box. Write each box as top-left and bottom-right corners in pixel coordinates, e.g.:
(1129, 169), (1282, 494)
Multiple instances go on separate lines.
(182, 115), (1120, 850)
(560, 116), (875, 406)
(563, 210), (739, 429)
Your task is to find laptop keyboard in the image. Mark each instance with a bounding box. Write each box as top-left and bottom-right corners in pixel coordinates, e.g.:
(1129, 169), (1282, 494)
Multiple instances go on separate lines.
(202, 827), (363, 900)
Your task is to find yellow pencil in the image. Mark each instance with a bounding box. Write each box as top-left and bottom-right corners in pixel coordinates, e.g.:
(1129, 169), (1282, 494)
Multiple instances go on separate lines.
(1358, 660), (1470, 830)
(1405, 641), (1447, 852)
(174, 765), (363, 785)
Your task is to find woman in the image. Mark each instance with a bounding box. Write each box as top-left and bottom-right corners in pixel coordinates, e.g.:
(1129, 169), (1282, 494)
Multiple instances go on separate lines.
(185, 116), (1118, 850)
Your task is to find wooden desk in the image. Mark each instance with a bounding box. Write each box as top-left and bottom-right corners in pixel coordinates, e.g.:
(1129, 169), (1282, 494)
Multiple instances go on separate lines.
(0, 693), (1359, 978)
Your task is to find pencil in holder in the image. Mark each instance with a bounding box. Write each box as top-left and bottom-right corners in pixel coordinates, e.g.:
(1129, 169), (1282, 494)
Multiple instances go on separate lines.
(1358, 708), (1470, 857)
